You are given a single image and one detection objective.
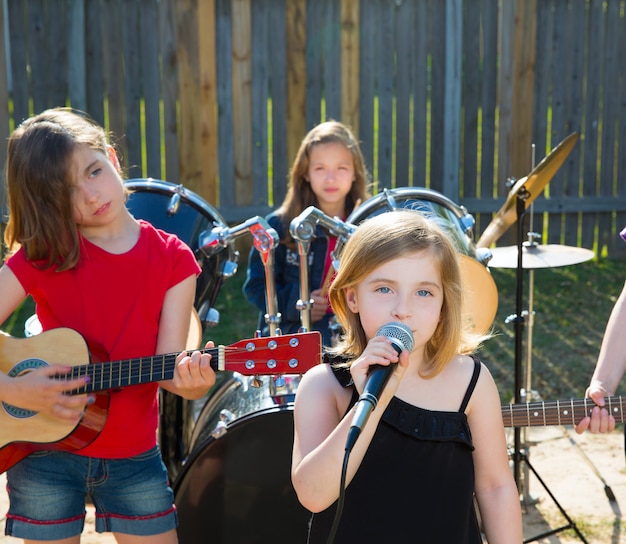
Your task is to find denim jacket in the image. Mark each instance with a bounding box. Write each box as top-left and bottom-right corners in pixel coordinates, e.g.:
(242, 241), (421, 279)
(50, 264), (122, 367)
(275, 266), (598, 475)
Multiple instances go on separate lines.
(243, 212), (335, 347)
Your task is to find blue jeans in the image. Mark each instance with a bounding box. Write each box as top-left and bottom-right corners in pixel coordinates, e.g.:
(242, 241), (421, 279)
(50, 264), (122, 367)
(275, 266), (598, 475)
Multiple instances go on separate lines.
(5, 447), (177, 540)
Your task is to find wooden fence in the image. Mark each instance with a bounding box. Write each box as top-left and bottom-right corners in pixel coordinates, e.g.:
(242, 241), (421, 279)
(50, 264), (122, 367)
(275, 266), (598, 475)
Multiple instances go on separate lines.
(1, 0), (626, 258)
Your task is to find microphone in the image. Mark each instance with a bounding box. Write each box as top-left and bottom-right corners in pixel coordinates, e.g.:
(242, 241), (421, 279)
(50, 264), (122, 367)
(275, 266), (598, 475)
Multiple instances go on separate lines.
(345, 322), (414, 452)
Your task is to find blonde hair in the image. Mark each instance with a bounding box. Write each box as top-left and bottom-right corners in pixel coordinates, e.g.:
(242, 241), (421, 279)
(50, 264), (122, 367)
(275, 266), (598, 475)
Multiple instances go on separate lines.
(328, 210), (486, 377)
(4, 107), (121, 270)
(277, 120), (371, 243)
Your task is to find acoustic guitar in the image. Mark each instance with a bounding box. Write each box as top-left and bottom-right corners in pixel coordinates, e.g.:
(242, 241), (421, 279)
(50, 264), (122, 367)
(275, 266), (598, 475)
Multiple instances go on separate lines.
(0, 328), (321, 473)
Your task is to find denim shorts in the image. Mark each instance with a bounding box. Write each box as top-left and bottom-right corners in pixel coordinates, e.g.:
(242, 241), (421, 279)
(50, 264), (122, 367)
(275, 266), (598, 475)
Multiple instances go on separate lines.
(4, 446), (178, 540)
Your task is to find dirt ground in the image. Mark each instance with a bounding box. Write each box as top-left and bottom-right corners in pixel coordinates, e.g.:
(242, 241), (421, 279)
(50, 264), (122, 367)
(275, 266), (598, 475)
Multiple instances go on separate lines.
(1, 426), (625, 543)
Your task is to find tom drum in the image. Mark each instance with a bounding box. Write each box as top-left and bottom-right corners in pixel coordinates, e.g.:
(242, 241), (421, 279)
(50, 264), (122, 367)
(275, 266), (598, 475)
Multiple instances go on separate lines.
(339, 187), (498, 335)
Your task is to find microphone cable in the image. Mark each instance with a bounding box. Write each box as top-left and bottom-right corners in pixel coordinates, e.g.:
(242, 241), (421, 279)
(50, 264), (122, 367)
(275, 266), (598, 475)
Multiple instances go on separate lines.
(325, 447), (350, 544)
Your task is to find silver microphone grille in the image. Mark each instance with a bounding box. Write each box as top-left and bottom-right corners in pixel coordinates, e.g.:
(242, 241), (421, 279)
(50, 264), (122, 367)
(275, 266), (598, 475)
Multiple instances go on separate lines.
(376, 322), (414, 353)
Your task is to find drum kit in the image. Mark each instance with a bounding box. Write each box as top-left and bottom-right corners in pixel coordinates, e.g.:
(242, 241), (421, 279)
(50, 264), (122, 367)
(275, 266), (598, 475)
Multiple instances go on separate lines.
(20, 132), (595, 543)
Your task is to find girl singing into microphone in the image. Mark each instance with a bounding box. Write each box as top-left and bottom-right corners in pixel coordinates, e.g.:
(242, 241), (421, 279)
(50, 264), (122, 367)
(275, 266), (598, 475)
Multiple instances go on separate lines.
(291, 210), (521, 543)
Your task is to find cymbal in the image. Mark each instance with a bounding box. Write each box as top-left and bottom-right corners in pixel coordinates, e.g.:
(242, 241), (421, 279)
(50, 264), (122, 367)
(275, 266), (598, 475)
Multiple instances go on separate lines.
(477, 132), (579, 248)
(487, 244), (594, 269)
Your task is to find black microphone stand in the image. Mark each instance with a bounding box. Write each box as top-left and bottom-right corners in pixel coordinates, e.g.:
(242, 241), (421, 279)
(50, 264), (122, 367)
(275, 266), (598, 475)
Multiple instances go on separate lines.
(508, 190), (588, 544)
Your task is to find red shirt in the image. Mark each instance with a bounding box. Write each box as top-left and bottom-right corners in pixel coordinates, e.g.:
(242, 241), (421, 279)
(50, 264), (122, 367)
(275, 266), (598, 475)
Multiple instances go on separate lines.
(7, 220), (201, 458)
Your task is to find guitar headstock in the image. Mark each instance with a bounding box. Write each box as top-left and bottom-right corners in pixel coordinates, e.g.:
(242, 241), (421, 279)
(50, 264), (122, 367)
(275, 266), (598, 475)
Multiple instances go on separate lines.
(221, 331), (321, 375)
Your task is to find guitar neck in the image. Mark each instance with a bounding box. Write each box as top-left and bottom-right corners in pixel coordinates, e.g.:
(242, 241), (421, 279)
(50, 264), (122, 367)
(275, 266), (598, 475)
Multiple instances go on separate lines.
(59, 331), (321, 394)
(502, 396), (626, 428)
(67, 348), (215, 394)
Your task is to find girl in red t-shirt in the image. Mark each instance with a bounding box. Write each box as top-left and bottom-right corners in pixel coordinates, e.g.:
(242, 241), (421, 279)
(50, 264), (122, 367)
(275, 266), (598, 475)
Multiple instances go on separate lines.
(0, 107), (215, 543)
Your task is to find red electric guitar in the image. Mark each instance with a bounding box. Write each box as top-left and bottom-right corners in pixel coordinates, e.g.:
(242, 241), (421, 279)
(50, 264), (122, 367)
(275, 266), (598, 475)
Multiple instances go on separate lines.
(0, 328), (321, 473)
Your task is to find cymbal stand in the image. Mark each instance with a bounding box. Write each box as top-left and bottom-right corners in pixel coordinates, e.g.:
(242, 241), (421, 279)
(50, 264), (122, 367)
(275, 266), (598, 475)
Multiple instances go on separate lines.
(507, 193), (588, 543)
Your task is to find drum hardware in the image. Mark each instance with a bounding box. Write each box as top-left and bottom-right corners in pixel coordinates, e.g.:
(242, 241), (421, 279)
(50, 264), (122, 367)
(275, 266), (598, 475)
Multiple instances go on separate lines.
(476, 132), (579, 249)
(196, 302), (220, 328)
(493, 143), (588, 543)
(200, 216), (283, 336)
(290, 206), (357, 331)
(166, 185), (183, 215)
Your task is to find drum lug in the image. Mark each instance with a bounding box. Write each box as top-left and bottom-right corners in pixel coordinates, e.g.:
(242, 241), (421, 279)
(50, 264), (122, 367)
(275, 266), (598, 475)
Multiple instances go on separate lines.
(197, 301), (220, 327)
(211, 409), (236, 438)
(475, 247), (493, 266)
(249, 375), (264, 388)
(166, 185), (186, 215)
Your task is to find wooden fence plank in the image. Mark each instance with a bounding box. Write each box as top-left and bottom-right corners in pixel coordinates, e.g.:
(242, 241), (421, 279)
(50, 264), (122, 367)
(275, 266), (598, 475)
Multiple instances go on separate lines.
(159, 0), (180, 183)
(140, 0), (162, 179)
(430, 0), (445, 192)
(231, 0), (252, 205)
(100, 0), (125, 158)
(251, 0), (269, 209)
(394, 0), (413, 187)
(581, 0), (603, 253)
(67, 0), (86, 111)
(85, 1), (105, 125)
(340, 0), (359, 135)
(323, 0), (341, 122)
(216, 0), (235, 209)
(8, 1), (29, 124)
(305, 0), (322, 127)
(461, 0), (480, 201)
(122, 0), (142, 179)
(197, 0), (219, 203)
(286, 0), (306, 165)
(375, 0), (394, 188)
(358, 0), (375, 183)
(175, 0), (201, 191)
(0, 0), (8, 219)
(561, 0), (586, 248)
(473, 0), (498, 234)
(412, 0), (428, 189)
(443, 0), (462, 199)
(268, 0), (288, 208)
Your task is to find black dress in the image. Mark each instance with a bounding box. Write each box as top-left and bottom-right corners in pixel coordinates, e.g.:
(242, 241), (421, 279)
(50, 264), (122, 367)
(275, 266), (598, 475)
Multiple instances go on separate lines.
(308, 357), (483, 543)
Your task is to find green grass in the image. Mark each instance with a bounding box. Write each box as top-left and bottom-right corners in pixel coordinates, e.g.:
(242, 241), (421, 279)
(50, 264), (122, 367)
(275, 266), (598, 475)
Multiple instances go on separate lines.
(4, 258), (625, 405)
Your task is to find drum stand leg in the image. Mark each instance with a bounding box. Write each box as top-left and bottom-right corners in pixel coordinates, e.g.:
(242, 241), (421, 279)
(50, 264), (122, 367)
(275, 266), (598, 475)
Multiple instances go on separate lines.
(508, 195), (588, 544)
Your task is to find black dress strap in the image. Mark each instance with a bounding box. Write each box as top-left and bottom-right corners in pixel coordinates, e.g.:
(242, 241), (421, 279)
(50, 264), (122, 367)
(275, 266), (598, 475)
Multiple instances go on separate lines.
(459, 355), (482, 413)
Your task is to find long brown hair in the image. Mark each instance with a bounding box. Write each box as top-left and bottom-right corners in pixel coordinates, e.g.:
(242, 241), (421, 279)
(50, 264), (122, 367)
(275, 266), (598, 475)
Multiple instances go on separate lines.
(328, 210), (487, 377)
(4, 107), (117, 271)
(277, 120), (371, 242)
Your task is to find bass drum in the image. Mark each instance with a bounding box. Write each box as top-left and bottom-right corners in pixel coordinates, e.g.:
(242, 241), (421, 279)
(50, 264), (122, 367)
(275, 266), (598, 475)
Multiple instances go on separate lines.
(174, 374), (310, 544)
(341, 187), (498, 336)
(124, 178), (237, 320)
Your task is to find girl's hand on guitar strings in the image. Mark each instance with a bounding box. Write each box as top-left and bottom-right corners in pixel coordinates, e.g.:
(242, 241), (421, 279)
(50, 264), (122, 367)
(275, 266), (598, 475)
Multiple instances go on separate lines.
(3, 365), (93, 424)
(169, 341), (216, 400)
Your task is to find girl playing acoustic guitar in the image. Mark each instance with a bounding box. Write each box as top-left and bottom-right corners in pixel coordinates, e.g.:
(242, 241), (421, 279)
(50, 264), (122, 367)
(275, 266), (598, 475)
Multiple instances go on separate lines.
(0, 107), (215, 544)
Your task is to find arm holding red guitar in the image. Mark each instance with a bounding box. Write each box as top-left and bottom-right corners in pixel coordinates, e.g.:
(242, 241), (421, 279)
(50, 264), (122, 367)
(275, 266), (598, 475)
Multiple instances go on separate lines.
(154, 274), (217, 400)
(575, 278), (626, 434)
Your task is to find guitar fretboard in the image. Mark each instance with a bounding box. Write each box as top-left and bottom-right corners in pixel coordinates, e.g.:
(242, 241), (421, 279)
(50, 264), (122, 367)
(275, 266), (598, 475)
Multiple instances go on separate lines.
(502, 396), (625, 427)
(64, 348), (220, 394)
